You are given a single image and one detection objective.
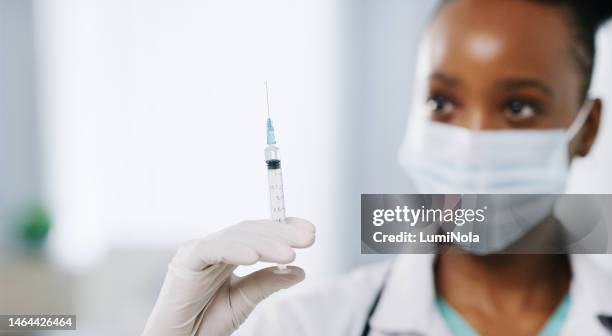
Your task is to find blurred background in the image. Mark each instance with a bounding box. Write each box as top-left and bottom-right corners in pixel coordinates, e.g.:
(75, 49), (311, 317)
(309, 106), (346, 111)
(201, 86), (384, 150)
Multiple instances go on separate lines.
(0, 0), (611, 335)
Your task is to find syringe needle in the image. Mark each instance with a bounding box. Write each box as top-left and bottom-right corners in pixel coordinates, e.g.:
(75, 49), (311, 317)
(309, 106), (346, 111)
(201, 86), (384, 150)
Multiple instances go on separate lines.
(264, 81), (271, 118)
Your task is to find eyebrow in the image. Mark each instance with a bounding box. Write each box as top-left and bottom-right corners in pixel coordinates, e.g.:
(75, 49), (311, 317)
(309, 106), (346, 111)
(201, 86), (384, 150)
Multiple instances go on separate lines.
(430, 72), (555, 98)
(429, 72), (461, 87)
(495, 79), (555, 97)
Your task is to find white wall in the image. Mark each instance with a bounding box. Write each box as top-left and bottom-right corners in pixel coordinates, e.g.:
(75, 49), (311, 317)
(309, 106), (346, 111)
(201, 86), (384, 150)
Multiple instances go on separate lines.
(35, 0), (341, 276)
(339, 0), (440, 268)
(0, 0), (41, 252)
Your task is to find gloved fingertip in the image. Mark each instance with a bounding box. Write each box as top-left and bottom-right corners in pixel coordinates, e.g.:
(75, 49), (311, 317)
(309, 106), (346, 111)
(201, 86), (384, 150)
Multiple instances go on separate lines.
(291, 230), (316, 249)
(276, 248), (297, 264)
(285, 217), (316, 234)
(284, 265), (306, 278)
(304, 232), (316, 248)
(268, 266), (306, 288)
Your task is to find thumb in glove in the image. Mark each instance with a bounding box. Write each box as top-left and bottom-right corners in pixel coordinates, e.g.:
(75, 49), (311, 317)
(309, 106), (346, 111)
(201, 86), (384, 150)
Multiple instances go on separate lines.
(196, 266), (305, 335)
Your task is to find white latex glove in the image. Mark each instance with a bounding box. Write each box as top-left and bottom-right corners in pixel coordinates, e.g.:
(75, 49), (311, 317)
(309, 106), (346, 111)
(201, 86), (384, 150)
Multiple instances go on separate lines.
(142, 217), (315, 336)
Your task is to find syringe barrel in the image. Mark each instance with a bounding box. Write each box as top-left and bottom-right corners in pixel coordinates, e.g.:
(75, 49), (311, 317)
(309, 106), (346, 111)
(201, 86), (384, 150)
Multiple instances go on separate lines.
(265, 145), (286, 222)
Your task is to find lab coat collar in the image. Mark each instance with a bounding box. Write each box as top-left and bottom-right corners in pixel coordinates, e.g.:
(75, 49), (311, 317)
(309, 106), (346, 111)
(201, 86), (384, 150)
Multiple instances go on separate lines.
(368, 254), (612, 335)
(564, 254), (612, 334)
(368, 254), (436, 334)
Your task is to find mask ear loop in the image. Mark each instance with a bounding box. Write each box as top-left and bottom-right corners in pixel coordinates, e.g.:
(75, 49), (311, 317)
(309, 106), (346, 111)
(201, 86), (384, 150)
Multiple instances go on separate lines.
(566, 99), (595, 141)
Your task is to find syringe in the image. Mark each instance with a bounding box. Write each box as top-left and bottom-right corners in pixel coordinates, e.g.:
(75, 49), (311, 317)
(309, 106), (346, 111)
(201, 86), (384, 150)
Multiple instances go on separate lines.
(264, 81), (289, 274)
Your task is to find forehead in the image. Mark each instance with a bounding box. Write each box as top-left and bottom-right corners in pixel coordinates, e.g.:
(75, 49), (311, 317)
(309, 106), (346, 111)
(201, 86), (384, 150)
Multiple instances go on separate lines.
(420, 0), (581, 92)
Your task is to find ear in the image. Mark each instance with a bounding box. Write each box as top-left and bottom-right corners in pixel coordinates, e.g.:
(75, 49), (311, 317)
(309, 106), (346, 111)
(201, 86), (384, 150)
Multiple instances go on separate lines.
(574, 98), (602, 157)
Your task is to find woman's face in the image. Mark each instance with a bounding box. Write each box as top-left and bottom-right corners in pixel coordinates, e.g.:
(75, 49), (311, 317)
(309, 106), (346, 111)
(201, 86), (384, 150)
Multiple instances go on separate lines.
(418, 0), (601, 157)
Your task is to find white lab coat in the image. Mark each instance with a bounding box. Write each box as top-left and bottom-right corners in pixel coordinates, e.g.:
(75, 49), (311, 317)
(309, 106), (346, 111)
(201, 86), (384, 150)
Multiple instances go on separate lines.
(238, 254), (612, 335)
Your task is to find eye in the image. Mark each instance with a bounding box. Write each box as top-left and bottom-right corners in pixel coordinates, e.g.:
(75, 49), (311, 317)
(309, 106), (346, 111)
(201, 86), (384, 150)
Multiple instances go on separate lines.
(427, 95), (455, 115)
(504, 99), (537, 121)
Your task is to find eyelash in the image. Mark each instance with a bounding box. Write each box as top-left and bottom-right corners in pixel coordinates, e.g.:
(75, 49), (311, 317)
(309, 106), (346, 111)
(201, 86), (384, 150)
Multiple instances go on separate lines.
(501, 98), (543, 121)
(426, 93), (543, 119)
(426, 94), (457, 115)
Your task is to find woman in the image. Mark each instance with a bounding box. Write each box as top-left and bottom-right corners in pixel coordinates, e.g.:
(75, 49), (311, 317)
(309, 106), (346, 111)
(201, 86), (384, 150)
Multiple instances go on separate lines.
(143, 0), (612, 335)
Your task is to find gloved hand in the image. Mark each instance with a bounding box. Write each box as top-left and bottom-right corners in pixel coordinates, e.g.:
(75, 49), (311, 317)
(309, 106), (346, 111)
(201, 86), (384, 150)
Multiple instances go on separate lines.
(142, 217), (315, 336)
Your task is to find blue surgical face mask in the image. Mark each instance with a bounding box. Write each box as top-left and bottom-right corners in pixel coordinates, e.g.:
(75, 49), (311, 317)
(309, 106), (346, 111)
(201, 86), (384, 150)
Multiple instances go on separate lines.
(398, 100), (593, 253)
